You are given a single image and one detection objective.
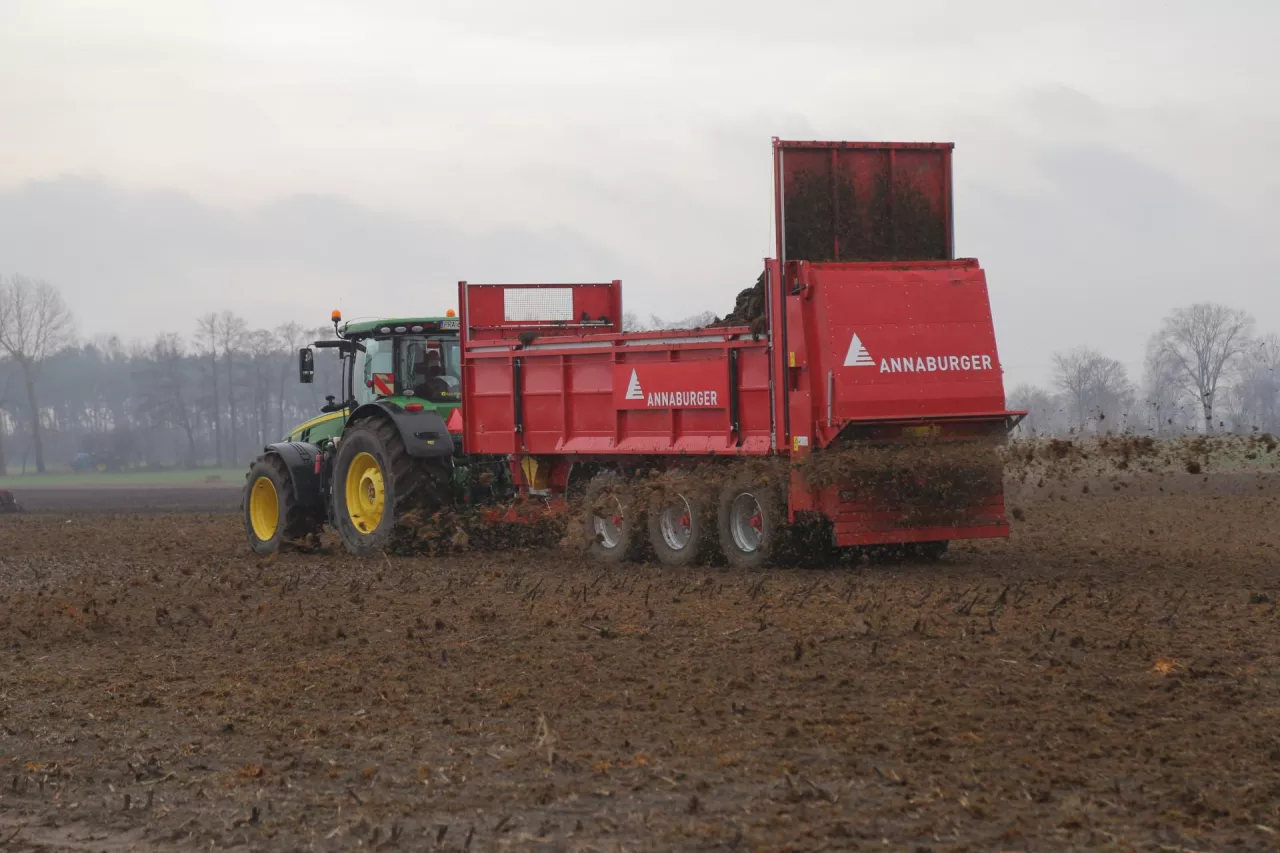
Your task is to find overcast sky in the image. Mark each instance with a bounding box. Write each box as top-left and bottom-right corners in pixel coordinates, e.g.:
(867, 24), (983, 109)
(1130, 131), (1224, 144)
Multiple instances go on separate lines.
(1, 0), (1276, 388)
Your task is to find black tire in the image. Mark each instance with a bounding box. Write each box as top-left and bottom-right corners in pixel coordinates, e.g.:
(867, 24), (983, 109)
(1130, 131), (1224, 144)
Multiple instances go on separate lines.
(243, 454), (316, 555)
(331, 417), (449, 557)
(647, 490), (710, 567)
(581, 472), (639, 564)
(716, 475), (782, 570)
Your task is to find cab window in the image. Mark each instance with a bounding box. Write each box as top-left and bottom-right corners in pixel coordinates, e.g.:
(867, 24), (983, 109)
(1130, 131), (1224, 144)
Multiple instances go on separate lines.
(357, 338), (394, 404)
(402, 337), (461, 403)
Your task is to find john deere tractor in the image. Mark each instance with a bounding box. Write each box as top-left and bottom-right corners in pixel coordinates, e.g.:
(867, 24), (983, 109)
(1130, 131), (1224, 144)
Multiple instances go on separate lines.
(244, 310), (481, 556)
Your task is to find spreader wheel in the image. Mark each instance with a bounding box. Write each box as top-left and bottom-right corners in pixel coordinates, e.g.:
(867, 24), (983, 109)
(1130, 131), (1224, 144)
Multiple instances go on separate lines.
(647, 491), (710, 567)
(716, 476), (781, 569)
(581, 471), (639, 564)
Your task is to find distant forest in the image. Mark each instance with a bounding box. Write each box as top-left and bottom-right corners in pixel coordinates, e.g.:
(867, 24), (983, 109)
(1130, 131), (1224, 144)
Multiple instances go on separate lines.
(0, 274), (1274, 475)
(0, 276), (344, 475)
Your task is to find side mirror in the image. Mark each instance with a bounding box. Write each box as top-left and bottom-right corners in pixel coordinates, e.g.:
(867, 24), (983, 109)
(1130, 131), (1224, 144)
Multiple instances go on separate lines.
(298, 347), (315, 384)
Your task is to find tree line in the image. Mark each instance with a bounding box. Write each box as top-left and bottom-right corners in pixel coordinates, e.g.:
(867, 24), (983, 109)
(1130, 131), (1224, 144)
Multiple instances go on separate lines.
(0, 274), (342, 475)
(1009, 303), (1274, 437)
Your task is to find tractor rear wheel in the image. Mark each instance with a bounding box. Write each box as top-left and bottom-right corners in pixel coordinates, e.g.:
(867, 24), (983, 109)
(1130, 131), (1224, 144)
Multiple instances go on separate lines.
(581, 471), (640, 564)
(244, 454), (316, 555)
(331, 418), (449, 557)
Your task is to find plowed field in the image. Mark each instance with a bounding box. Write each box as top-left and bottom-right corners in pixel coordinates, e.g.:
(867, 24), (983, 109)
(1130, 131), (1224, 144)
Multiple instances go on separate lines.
(1, 472), (1278, 851)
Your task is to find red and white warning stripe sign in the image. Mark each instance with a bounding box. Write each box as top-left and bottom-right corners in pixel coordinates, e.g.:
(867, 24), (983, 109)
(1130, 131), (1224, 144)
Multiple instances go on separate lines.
(372, 373), (395, 396)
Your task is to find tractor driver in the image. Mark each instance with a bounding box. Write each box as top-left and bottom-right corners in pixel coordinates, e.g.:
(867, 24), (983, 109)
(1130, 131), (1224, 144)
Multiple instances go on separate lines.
(412, 348), (446, 400)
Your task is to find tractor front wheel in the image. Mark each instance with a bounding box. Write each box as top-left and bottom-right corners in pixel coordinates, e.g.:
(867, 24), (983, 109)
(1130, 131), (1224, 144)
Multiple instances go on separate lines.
(244, 454), (315, 555)
(331, 418), (447, 557)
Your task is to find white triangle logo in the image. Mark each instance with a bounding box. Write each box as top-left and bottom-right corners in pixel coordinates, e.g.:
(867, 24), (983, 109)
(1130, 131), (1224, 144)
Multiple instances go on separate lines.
(625, 369), (644, 400)
(844, 333), (875, 367)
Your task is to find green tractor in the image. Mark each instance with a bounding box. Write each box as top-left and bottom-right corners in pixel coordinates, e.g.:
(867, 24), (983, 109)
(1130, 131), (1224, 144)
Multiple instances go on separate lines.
(244, 310), (473, 557)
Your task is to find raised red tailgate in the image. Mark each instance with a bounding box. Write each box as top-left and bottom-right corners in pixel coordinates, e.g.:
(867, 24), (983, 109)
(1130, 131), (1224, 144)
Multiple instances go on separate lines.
(775, 139), (953, 263)
(794, 260), (1008, 436)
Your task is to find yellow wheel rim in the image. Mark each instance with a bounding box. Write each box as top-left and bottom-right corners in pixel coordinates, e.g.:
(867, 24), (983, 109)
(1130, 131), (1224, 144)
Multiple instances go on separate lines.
(345, 451), (386, 534)
(249, 476), (279, 541)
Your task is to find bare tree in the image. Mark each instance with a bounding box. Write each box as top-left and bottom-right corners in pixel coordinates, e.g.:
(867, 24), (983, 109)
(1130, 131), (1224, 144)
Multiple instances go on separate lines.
(194, 313), (223, 465)
(629, 310), (718, 332)
(275, 322), (310, 439)
(663, 310), (717, 330)
(1053, 349), (1094, 429)
(215, 311), (249, 463)
(1141, 343), (1191, 435)
(245, 328), (278, 449)
(1007, 383), (1059, 436)
(1091, 358), (1133, 431)
(1052, 347), (1132, 433)
(0, 360), (13, 475)
(0, 276), (75, 472)
(1229, 333), (1280, 433)
(137, 334), (199, 467)
(1149, 303), (1254, 433)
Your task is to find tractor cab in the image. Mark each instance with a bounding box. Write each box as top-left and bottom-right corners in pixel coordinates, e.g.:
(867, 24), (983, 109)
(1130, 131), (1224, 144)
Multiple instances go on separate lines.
(350, 324), (461, 407)
(289, 310), (461, 444)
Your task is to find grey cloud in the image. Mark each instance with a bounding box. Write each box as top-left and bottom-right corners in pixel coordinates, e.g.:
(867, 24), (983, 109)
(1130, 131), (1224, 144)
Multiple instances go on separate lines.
(423, 0), (1086, 48)
(1018, 85), (1110, 131)
(0, 178), (633, 335)
(964, 144), (1278, 387)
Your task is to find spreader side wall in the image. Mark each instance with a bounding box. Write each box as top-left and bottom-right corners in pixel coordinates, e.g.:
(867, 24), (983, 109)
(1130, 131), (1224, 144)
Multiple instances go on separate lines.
(462, 334), (773, 457)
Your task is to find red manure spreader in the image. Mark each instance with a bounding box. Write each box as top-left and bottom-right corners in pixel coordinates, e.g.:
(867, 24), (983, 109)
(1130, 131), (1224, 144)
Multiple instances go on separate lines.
(249, 138), (1022, 562)
(456, 139), (1024, 567)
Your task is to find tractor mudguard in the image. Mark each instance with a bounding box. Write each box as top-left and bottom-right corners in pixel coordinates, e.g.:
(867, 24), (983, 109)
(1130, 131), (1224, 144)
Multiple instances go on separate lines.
(263, 441), (324, 507)
(347, 402), (455, 458)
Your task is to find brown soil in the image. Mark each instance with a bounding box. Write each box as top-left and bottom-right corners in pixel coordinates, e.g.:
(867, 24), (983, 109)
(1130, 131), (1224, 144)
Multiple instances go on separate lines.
(11, 486), (242, 515)
(2, 472), (1279, 852)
